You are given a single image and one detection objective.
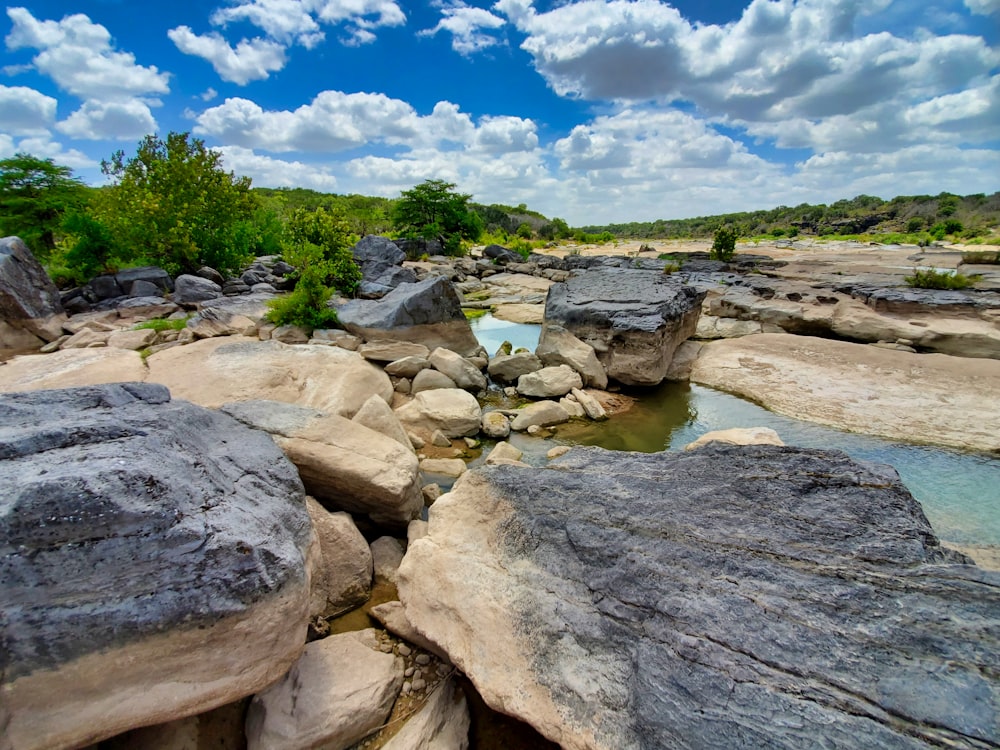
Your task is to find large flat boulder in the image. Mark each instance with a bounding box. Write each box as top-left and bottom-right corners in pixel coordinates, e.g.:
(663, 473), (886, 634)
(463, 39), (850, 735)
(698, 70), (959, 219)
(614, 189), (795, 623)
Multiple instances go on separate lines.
(1, 383), (313, 750)
(0, 347), (147, 393)
(145, 337), (392, 416)
(398, 446), (998, 750)
(222, 400), (423, 526)
(395, 388), (482, 442)
(0, 236), (66, 347)
(689, 333), (1000, 452)
(336, 276), (481, 356)
(542, 269), (705, 386)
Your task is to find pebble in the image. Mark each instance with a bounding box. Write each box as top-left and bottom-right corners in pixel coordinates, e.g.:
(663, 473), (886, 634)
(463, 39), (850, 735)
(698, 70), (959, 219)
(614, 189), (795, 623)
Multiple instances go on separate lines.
(411, 678), (427, 692)
(401, 682), (412, 695)
(415, 654), (431, 666)
(404, 667), (415, 677)
(397, 644), (412, 657)
(436, 664), (451, 676)
(379, 643), (393, 653)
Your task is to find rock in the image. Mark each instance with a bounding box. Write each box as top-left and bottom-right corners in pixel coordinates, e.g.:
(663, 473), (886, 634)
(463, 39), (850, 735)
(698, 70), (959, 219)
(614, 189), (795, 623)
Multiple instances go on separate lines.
(173, 274), (222, 305)
(222, 400), (423, 526)
(270, 324), (309, 344)
(481, 410), (511, 439)
(517, 364), (583, 399)
(245, 629), (403, 750)
(198, 292), (276, 324)
(371, 536), (406, 585)
(146, 338), (393, 416)
(352, 235), (418, 299)
(0, 236), (66, 347)
(420, 458), (468, 478)
(684, 426), (785, 450)
(509, 401), (571, 431)
(61, 327), (110, 349)
(0, 347), (147, 393)
(664, 339), (702, 381)
(483, 243), (522, 264)
(398, 446), (996, 750)
(485, 441), (523, 465)
(311, 328), (361, 350)
(695, 313), (765, 339)
(107, 328), (158, 351)
(412, 368), (458, 393)
(428, 347), (487, 392)
(543, 269), (705, 386)
(196, 266), (225, 285)
(546, 445), (571, 459)
(88, 274), (123, 300)
(115, 297), (180, 322)
(336, 276), (481, 356)
(385, 355), (432, 378)
(382, 677), (470, 750)
(352, 393), (413, 448)
(306, 498), (373, 618)
(116, 266), (173, 295)
(187, 308), (257, 339)
(570, 388), (607, 420)
(395, 377), (411, 394)
(1, 383), (312, 750)
(431, 429), (452, 447)
(370, 601), (448, 660)
(128, 279), (161, 298)
(689, 333), (1000, 452)
(359, 340), (431, 362)
(395, 389), (482, 441)
(492, 303), (546, 324)
(535, 325), (608, 389)
(97, 698), (249, 750)
(488, 351), (543, 383)
(560, 397), (586, 418)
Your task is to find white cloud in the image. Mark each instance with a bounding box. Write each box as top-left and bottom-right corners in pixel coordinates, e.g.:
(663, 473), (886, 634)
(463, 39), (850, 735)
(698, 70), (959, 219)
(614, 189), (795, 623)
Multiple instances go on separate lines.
(495, 0), (999, 155)
(5, 7), (170, 100)
(193, 90), (539, 155)
(216, 145), (339, 189)
(0, 134), (96, 168)
(0, 84), (57, 135)
(168, 26), (287, 85)
(201, 87), (219, 102)
(56, 99), (157, 140)
(964, 0), (1000, 15)
(421, 3), (506, 54)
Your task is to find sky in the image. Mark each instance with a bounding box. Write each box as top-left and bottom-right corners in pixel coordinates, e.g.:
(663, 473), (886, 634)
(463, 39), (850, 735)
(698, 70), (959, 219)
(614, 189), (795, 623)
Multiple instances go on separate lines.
(1, 0), (998, 225)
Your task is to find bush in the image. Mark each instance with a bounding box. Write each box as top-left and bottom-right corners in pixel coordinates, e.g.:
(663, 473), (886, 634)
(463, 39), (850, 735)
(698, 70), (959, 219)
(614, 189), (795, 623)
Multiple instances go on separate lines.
(133, 317), (189, 332)
(265, 242), (343, 330)
(904, 268), (982, 290)
(711, 227), (738, 262)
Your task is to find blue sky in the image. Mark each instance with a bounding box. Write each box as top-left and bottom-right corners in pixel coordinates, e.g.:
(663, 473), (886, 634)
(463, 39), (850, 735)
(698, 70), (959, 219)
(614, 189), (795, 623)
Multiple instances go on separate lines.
(2, 0), (998, 224)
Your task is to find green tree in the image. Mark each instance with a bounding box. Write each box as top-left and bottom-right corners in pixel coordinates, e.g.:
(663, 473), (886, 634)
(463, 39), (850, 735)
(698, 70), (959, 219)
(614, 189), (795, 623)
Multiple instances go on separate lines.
(283, 207), (361, 295)
(515, 221), (533, 239)
(0, 153), (86, 257)
(392, 179), (483, 256)
(711, 227), (738, 262)
(99, 132), (257, 276)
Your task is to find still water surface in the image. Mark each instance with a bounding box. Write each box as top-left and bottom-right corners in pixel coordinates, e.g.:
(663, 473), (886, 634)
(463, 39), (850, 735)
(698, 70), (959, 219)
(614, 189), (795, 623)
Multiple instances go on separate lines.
(470, 314), (1000, 549)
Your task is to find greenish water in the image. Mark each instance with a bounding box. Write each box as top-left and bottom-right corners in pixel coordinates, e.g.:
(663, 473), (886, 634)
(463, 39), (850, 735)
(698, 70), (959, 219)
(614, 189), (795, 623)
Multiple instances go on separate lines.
(468, 315), (1000, 550)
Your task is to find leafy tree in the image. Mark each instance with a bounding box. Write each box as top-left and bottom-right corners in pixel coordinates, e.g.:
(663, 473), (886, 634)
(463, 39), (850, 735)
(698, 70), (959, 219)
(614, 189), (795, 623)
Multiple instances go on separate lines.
(711, 227), (738, 261)
(392, 179), (483, 255)
(0, 153), (86, 257)
(515, 222), (533, 239)
(61, 211), (117, 279)
(99, 132), (257, 276)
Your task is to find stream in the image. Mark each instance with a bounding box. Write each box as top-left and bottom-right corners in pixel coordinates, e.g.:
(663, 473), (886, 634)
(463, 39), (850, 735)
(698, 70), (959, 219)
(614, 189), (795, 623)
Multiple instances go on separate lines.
(468, 314), (1000, 552)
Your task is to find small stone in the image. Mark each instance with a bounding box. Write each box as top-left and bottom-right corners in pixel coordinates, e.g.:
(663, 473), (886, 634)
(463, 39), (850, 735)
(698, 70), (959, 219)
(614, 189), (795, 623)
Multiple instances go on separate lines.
(411, 679), (427, 692)
(527, 425), (542, 435)
(547, 445), (571, 459)
(405, 667), (415, 677)
(503, 387), (518, 398)
(431, 430), (452, 447)
(415, 654), (431, 666)
(397, 644), (412, 657)
(409, 432), (425, 449)
(380, 643), (393, 653)
(422, 484), (442, 503)
(464, 437), (479, 449)
(394, 378), (411, 394)
(401, 682), (412, 695)
(436, 664), (451, 676)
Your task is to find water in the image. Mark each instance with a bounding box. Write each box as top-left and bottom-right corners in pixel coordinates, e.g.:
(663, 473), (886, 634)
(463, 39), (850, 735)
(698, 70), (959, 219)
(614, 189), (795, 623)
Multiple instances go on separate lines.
(468, 315), (1000, 550)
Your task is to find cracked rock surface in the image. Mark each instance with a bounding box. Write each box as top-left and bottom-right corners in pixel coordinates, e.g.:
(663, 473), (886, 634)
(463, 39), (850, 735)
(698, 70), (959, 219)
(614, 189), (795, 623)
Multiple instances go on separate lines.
(398, 444), (999, 750)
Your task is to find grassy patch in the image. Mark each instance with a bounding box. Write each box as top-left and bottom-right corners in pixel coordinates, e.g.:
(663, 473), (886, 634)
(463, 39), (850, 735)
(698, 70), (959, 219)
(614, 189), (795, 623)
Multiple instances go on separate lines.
(133, 317), (189, 332)
(463, 307), (489, 320)
(904, 268), (982, 290)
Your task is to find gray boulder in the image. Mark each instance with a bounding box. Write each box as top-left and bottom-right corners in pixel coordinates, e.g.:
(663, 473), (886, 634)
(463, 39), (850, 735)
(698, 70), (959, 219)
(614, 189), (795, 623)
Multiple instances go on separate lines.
(174, 274), (223, 305)
(535, 324), (608, 389)
(0, 236), (66, 347)
(352, 235), (418, 298)
(428, 347), (487, 392)
(483, 244), (522, 264)
(487, 351), (543, 383)
(542, 269), (706, 386)
(115, 266), (173, 295)
(336, 276), (480, 356)
(399, 445), (996, 749)
(1, 383), (313, 750)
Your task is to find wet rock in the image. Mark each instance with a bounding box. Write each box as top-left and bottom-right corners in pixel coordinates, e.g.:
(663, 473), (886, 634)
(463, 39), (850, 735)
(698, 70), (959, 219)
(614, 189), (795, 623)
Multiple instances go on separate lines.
(481, 411), (511, 439)
(398, 446), (996, 750)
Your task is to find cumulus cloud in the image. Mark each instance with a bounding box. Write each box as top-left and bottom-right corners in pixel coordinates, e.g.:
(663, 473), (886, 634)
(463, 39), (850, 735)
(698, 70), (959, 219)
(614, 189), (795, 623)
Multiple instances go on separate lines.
(421, 3), (506, 54)
(0, 84), (57, 135)
(495, 0), (999, 155)
(168, 27), (286, 84)
(193, 90), (538, 155)
(964, 0), (1000, 15)
(216, 145), (340, 190)
(56, 99), (157, 140)
(0, 133), (96, 167)
(5, 7), (170, 100)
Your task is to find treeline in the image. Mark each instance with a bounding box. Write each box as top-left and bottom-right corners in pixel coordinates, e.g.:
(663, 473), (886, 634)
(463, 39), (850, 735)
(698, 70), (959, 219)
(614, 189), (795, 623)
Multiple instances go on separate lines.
(580, 192), (1000, 242)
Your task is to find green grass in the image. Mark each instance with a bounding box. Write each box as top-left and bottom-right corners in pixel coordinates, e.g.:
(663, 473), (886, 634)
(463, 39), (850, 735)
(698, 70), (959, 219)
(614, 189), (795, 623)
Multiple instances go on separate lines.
(133, 317), (189, 332)
(463, 307), (489, 320)
(903, 268), (982, 290)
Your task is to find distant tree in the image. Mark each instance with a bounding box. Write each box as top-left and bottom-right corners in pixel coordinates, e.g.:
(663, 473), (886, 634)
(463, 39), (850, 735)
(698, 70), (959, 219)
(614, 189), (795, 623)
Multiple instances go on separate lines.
(99, 132), (257, 275)
(515, 222), (533, 239)
(392, 179), (483, 255)
(0, 153), (86, 257)
(711, 226), (738, 262)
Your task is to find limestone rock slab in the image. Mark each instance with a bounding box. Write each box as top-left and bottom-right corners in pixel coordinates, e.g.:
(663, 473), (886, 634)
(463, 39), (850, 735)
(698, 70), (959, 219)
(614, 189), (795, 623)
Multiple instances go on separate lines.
(0, 347), (147, 393)
(395, 389), (482, 441)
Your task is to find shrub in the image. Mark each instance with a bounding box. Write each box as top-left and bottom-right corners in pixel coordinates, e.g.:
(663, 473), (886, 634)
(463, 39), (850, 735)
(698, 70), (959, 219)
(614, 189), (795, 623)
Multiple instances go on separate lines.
(265, 243), (342, 330)
(904, 268), (982, 290)
(711, 227), (738, 262)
